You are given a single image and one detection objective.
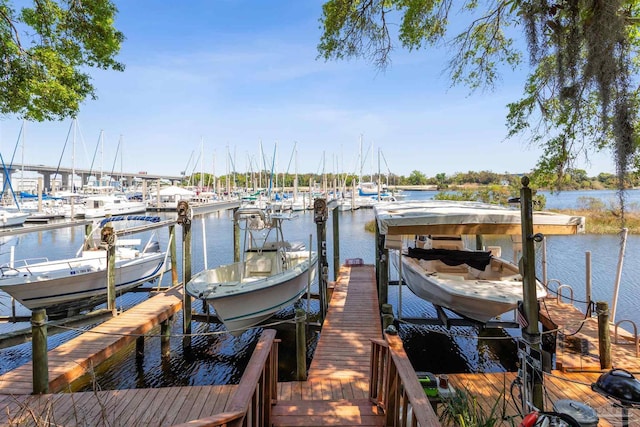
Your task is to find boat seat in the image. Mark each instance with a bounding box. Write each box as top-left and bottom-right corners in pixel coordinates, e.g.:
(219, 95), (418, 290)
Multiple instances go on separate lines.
(433, 260), (469, 274)
(245, 256), (273, 276)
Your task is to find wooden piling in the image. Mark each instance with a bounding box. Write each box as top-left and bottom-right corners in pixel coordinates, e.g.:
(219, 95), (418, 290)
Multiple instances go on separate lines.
(332, 207), (340, 281)
(597, 301), (612, 369)
(161, 318), (171, 357)
(520, 176), (544, 411)
(233, 207), (240, 263)
(102, 222), (117, 315)
(295, 308), (307, 381)
(169, 224), (178, 286)
(178, 201), (192, 345)
(314, 199), (328, 322)
(31, 309), (48, 394)
(136, 336), (145, 360)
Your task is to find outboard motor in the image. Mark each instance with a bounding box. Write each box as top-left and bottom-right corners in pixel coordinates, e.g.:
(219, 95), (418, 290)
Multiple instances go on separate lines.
(143, 241), (161, 253)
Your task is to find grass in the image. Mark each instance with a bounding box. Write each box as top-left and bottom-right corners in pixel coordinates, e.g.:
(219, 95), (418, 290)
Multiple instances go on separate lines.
(439, 385), (507, 427)
(552, 208), (640, 234)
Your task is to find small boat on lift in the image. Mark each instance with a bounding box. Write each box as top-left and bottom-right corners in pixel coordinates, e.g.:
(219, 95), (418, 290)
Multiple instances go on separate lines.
(376, 200), (585, 323)
(186, 207), (317, 334)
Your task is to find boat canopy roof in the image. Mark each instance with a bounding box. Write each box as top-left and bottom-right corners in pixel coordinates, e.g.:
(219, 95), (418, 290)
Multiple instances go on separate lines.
(374, 200), (585, 236)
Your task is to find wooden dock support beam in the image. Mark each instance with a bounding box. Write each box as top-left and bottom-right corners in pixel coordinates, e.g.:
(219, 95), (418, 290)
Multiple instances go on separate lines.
(101, 220), (117, 315)
(31, 309), (48, 394)
(520, 176), (544, 411)
(169, 224), (178, 286)
(233, 207), (240, 263)
(314, 199), (328, 322)
(597, 301), (612, 369)
(295, 308), (307, 380)
(332, 206), (340, 281)
(178, 201), (192, 347)
(161, 317), (172, 357)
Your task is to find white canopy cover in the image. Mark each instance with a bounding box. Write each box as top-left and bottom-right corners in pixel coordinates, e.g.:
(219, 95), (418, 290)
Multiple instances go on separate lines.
(374, 200), (585, 236)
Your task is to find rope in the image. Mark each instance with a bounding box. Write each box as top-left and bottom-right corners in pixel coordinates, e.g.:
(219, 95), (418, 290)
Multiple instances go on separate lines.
(539, 297), (594, 337)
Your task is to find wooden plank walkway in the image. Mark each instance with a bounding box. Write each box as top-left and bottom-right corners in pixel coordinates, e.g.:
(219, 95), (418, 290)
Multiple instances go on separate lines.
(272, 264), (387, 426)
(307, 264), (382, 380)
(539, 297), (640, 372)
(0, 286), (184, 395)
(0, 384), (237, 426)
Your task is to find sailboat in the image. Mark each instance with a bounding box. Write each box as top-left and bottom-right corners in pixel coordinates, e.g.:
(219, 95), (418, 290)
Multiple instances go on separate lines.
(0, 123), (30, 227)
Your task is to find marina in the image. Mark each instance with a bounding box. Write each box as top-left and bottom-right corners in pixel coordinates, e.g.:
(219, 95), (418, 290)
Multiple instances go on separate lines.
(0, 189), (639, 425)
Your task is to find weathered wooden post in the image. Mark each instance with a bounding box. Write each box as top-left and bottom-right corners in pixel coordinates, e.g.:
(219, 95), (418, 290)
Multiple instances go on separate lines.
(169, 224), (178, 286)
(295, 308), (307, 380)
(332, 206), (340, 281)
(597, 301), (612, 369)
(136, 335), (145, 363)
(381, 303), (394, 331)
(233, 207), (241, 263)
(100, 220), (117, 315)
(519, 176), (544, 411)
(177, 201), (192, 347)
(376, 221), (389, 307)
(37, 177), (43, 213)
(313, 198), (328, 322)
(161, 316), (172, 357)
(84, 223), (94, 250)
(31, 308), (48, 394)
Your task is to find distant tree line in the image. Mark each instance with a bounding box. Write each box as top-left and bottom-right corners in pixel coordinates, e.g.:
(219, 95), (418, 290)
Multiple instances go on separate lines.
(183, 169), (638, 192)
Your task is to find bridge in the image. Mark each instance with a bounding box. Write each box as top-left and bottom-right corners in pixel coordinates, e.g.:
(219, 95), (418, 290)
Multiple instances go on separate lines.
(2, 163), (185, 191)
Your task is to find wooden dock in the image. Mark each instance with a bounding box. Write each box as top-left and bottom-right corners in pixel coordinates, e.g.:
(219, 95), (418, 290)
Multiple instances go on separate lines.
(271, 264), (388, 426)
(0, 286), (184, 395)
(2, 263), (640, 426)
(540, 297), (640, 372)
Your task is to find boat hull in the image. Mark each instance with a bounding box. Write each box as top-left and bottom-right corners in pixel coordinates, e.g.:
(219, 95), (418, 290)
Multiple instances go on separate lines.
(186, 252), (318, 333)
(0, 252), (167, 316)
(393, 251), (546, 323)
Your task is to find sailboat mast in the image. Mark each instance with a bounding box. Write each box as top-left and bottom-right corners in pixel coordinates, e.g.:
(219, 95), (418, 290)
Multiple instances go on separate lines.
(20, 120), (24, 194)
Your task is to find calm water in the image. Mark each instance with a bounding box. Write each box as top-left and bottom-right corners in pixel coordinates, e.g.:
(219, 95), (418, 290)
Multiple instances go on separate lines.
(1, 189), (638, 389)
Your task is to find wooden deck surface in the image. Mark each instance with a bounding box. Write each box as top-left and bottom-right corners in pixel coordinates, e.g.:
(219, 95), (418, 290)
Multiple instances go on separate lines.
(307, 264), (382, 381)
(0, 384), (237, 426)
(540, 297), (640, 372)
(0, 286), (183, 395)
(272, 264), (388, 426)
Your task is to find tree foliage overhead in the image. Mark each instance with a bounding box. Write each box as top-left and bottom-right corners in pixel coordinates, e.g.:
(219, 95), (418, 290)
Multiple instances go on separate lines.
(0, 0), (124, 121)
(318, 0), (640, 212)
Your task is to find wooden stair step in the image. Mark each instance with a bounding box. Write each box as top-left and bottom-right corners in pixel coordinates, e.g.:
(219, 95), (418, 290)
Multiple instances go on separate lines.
(271, 399), (385, 426)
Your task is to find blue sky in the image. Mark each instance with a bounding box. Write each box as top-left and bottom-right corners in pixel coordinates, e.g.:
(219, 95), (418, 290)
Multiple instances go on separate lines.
(0, 1), (614, 179)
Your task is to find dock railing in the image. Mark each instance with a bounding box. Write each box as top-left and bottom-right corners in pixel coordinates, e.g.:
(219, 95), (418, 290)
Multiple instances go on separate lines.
(370, 335), (441, 427)
(172, 329), (279, 427)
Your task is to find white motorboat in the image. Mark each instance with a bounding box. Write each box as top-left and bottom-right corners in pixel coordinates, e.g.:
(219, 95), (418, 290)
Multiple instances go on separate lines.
(83, 194), (147, 218)
(186, 207), (317, 334)
(0, 216), (168, 317)
(0, 209), (30, 228)
(391, 236), (547, 322)
(375, 200), (585, 323)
